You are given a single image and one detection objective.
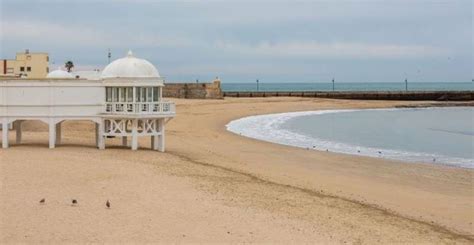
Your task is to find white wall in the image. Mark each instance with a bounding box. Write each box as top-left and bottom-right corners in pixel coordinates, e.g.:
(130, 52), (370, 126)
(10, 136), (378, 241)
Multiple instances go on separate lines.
(0, 80), (105, 118)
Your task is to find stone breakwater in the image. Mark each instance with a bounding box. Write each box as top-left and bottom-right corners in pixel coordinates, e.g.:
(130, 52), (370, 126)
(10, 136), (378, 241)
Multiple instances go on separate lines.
(223, 91), (473, 101)
(162, 80), (472, 101)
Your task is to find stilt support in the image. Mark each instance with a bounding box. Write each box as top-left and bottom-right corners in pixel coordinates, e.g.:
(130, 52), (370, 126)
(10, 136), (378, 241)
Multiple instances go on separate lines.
(56, 122), (62, 145)
(15, 121), (22, 144)
(2, 118), (9, 149)
(158, 119), (165, 152)
(49, 120), (56, 149)
(95, 123), (99, 147)
(151, 135), (159, 150)
(131, 119), (138, 150)
(97, 121), (105, 150)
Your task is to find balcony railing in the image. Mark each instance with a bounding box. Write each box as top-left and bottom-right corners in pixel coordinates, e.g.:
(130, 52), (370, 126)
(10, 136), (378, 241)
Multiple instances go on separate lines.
(104, 101), (176, 115)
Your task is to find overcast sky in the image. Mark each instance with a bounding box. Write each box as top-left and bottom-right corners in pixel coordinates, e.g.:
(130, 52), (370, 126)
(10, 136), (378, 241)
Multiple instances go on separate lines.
(0, 0), (472, 83)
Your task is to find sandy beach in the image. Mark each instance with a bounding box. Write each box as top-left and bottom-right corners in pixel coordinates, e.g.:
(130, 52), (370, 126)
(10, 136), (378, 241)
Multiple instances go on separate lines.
(1, 97), (473, 243)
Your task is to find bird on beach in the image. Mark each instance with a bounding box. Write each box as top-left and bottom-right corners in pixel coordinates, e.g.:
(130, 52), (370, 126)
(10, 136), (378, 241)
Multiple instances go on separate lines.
(106, 200), (110, 209)
(72, 199), (78, 205)
(39, 198), (45, 204)
(378, 151), (382, 154)
(433, 158), (436, 162)
(357, 150), (361, 153)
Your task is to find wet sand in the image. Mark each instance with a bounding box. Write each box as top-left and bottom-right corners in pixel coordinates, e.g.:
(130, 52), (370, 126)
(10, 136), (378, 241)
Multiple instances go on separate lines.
(1, 97), (473, 243)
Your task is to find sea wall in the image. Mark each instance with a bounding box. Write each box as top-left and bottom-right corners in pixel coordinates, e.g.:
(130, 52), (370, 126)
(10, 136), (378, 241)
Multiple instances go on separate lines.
(223, 91), (473, 101)
(163, 79), (223, 99)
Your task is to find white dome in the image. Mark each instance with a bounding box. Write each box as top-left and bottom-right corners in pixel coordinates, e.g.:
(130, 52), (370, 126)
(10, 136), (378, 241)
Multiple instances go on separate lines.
(101, 50), (160, 79)
(47, 67), (74, 79)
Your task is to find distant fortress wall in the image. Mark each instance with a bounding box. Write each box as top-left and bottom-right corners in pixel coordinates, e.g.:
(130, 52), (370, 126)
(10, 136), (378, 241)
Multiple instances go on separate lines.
(223, 91), (473, 101)
(163, 79), (223, 99)
(162, 80), (472, 101)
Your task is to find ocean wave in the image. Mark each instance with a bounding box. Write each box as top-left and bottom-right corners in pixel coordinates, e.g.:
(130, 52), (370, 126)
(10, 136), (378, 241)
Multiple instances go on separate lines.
(226, 109), (473, 169)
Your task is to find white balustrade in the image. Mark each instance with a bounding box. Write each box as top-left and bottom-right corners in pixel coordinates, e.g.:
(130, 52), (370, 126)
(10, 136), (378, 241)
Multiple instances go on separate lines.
(104, 101), (176, 115)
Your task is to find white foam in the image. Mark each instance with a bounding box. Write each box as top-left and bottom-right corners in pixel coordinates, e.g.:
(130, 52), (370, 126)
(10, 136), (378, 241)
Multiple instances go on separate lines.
(226, 109), (473, 169)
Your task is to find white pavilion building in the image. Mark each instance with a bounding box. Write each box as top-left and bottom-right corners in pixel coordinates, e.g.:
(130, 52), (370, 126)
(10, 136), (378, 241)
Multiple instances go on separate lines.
(0, 51), (176, 151)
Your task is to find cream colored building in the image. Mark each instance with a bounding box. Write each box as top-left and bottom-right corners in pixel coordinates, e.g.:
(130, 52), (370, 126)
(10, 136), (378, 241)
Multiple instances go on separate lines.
(0, 50), (49, 79)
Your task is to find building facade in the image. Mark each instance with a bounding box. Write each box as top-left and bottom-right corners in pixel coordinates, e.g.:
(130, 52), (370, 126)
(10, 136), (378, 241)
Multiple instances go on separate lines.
(0, 50), (49, 79)
(0, 51), (175, 151)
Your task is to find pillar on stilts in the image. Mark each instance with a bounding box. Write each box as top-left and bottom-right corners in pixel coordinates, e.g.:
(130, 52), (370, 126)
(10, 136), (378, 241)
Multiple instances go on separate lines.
(131, 119), (138, 150)
(55, 121), (62, 145)
(158, 119), (165, 152)
(2, 118), (9, 149)
(15, 120), (22, 144)
(48, 120), (56, 149)
(97, 121), (105, 150)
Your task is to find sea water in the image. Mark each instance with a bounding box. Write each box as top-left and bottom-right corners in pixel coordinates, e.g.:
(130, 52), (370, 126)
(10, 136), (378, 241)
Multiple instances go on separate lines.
(222, 82), (473, 92)
(226, 107), (473, 168)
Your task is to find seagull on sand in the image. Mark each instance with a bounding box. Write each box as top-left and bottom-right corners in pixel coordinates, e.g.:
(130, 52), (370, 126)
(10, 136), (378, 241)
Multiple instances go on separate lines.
(106, 200), (110, 209)
(39, 198), (45, 204)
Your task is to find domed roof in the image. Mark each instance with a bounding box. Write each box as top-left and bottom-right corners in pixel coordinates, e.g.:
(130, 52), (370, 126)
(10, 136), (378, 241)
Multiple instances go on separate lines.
(101, 50), (160, 79)
(46, 67), (74, 79)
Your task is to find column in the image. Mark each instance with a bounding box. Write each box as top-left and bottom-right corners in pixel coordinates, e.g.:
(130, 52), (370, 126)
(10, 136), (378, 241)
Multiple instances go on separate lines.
(55, 122), (62, 145)
(158, 119), (165, 152)
(98, 121), (105, 150)
(151, 135), (159, 150)
(49, 120), (56, 149)
(2, 118), (9, 149)
(122, 136), (128, 146)
(131, 119), (138, 150)
(15, 121), (22, 144)
(95, 123), (99, 147)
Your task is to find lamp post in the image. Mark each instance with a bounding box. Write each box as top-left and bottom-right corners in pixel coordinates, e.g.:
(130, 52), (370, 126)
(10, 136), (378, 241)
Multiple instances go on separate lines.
(332, 78), (335, 91)
(405, 78), (408, 91)
(256, 79), (259, 92)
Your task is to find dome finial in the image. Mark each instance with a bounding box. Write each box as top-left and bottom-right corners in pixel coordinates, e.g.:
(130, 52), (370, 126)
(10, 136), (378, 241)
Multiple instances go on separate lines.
(127, 50), (133, 57)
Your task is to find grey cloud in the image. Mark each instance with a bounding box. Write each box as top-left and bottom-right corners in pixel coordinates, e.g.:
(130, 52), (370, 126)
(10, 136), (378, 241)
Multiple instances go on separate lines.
(1, 0), (471, 82)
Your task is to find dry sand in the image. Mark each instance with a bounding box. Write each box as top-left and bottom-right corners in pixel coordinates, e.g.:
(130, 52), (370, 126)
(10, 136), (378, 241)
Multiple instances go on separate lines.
(1, 97), (473, 244)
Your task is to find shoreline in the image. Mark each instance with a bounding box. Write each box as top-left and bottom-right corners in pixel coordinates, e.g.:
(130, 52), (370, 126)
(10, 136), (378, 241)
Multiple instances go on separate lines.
(226, 106), (473, 169)
(199, 98), (473, 236)
(1, 97), (473, 243)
